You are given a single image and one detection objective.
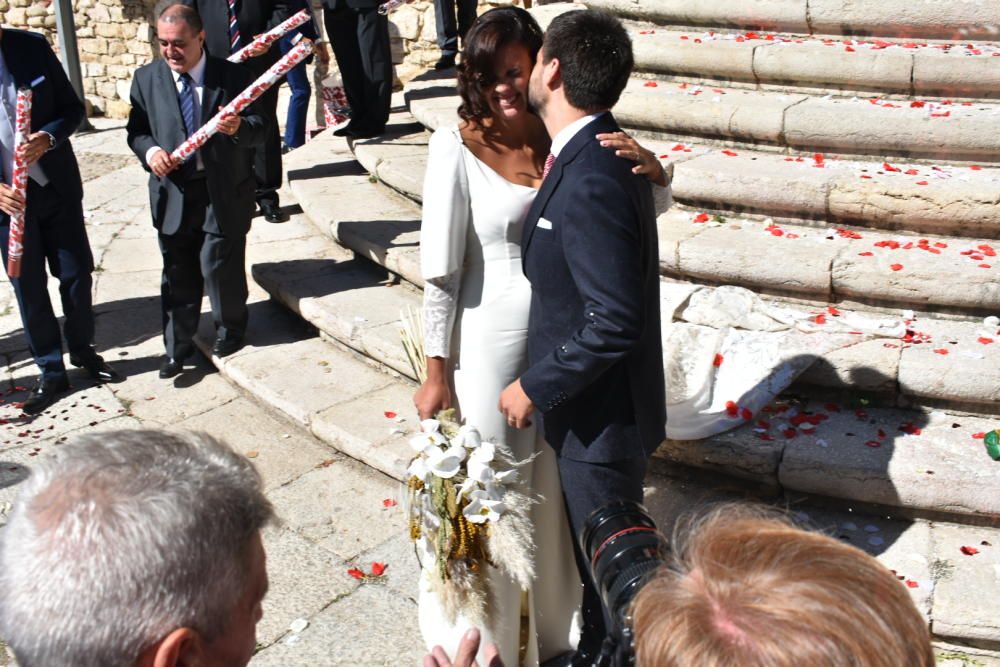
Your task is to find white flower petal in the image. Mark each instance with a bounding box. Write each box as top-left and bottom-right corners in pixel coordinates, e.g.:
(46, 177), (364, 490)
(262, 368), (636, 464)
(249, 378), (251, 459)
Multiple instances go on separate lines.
(456, 425), (482, 449)
(420, 419), (441, 434)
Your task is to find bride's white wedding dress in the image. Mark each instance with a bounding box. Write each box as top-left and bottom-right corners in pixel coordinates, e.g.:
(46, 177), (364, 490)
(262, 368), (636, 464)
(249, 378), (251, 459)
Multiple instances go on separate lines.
(419, 126), (582, 666)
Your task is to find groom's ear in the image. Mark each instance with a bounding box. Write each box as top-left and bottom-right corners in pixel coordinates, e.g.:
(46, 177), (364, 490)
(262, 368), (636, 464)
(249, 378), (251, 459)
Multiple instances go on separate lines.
(543, 56), (562, 91)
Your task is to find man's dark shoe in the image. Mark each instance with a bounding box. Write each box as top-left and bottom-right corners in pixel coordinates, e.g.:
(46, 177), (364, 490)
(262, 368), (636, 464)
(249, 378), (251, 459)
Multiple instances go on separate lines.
(212, 337), (245, 358)
(21, 376), (70, 415)
(70, 350), (124, 383)
(260, 201), (287, 223)
(333, 123), (384, 140)
(434, 54), (456, 70)
(159, 357), (185, 379)
(541, 642), (600, 667)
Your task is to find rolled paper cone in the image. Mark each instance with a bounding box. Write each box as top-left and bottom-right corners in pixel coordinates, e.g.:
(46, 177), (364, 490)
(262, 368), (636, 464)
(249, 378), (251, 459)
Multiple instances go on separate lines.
(171, 38), (315, 163)
(378, 0), (408, 15)
(6, 87), (32, 279)
(228, 9), (312, 63)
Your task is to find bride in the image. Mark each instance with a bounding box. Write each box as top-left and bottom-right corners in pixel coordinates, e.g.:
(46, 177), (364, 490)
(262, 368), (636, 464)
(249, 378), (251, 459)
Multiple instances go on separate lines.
(414, 7), (667, 665)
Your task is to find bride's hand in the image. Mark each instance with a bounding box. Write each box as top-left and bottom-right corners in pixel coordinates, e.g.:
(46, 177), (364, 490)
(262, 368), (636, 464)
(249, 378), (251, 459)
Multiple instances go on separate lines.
(414, 360), (452, 421)
(597, 131), (669, 187)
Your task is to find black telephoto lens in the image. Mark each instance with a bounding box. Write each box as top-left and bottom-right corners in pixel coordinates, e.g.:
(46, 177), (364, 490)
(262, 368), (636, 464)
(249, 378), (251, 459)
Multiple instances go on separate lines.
(581, 500), (669, 666)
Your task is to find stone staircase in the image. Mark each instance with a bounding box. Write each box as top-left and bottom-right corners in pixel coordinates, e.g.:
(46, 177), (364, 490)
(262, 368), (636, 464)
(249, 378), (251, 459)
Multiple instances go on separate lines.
(196, 1), (1000, 659)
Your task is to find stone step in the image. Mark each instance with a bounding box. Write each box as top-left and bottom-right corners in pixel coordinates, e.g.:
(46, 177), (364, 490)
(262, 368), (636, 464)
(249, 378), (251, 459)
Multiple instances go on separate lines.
(613, 77), (1000, 161)
(405, 86), (1000, 239)
(579, 0), (1000, 41)
(626, 25), (1000, 99)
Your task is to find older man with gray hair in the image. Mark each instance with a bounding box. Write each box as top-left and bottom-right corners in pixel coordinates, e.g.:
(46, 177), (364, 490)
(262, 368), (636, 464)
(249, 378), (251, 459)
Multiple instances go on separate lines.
(0, 429), (273, 667)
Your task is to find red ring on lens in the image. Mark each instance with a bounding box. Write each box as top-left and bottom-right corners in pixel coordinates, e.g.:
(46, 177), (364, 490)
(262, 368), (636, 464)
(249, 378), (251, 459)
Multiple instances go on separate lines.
(591, 526), (658, 568)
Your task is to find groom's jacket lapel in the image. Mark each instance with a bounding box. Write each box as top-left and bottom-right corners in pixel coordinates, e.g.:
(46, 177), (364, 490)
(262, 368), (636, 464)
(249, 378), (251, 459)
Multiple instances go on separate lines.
(521, 113), (616, 269)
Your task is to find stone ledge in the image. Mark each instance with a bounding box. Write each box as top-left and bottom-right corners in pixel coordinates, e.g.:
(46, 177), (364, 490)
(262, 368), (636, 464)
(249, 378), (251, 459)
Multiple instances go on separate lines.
(628, 27), (1000, 98)
(580, 0), (1000, 40)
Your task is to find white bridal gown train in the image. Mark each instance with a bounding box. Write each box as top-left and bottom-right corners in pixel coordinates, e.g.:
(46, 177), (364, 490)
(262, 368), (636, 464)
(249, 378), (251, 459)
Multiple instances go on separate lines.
(419, 126), (582, 666)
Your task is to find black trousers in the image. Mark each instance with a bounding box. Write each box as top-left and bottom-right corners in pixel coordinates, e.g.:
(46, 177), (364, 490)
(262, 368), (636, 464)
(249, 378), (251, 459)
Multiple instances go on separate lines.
(245, 62), (282, 208)
(324, 4), (392, 133)
(0, 180), (94, 382)
(434, 0), (477, 57)
(157, 178), (248, 360)
(557, 454), (648, 650)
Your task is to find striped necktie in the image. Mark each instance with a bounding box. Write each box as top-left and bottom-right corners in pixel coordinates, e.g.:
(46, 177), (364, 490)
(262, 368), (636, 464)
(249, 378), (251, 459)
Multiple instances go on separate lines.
(178, 72), (197, 141)
(542, 152), (556, 180)
(228, 0), (242, 52)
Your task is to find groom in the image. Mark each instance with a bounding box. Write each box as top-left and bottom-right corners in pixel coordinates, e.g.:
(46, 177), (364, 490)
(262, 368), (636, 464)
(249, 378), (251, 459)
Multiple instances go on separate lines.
(499, 9), (665, 664)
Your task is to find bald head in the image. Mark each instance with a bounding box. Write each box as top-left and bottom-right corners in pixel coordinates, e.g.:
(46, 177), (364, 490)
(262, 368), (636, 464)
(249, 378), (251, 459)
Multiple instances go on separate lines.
(155, 1), (203, 33)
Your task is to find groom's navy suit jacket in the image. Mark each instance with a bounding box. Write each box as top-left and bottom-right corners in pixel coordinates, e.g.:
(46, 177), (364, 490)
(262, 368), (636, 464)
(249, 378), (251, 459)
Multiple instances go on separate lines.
(520, 112), (666, 464)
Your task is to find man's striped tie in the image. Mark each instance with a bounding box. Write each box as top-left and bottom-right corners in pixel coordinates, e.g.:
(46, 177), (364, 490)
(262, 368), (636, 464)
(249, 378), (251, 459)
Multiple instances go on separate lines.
(178, 73), (197, 141)
(228, 0), (242, 52)
(542, 152), (555, 180)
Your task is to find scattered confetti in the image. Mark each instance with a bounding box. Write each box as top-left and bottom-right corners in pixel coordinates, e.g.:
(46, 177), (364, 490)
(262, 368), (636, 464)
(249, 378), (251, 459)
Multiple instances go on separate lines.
(960, 546), (980, 556)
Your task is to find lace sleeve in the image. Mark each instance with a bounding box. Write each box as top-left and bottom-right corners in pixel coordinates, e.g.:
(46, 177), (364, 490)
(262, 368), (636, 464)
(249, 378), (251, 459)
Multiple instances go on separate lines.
(423, 271), (461, 359)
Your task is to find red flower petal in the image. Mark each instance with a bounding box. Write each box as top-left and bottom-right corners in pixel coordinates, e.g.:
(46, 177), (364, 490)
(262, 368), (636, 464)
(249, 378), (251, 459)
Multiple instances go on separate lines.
(865, 440), (882, 448)
(960, 546), (979, 556)
(740, 408), (753, 421)
(978, 263), (992, 269)
(827, 306), (841, 316)
(382, 498), (397, 507)
(978, 337), (994, 345)
(910, 101), (925, 108)
(933, 348), (949, 355)
(643, 81), (658, 88)
(384, 411), (397, 419)
(916, 180), (929, 185)
(783, 428), (797, 439)
(905, 168), (920, 175)
(882, 162), (901, 173)
(721, 150), (738, 157)
(858, 251), (874, 256)
(972, 432), (986, 439)
(813, 314), (827, 325)
(725, 401), (738, 417)
(813, 153), (825, 166)
(693, 213), (710, 223)
(713, 354), (724, 367)
(371, 562), (388, 576)
(969, 165), (982, 170)
(890, 264), (904, 271)
(906, 580), (919, 588)
(347, 567), (365, 579)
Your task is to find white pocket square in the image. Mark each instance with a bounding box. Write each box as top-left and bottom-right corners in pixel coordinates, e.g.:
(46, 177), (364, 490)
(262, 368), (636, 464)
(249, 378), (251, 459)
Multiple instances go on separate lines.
(537, 217), (553, 230)
(30, 76), (46, 87)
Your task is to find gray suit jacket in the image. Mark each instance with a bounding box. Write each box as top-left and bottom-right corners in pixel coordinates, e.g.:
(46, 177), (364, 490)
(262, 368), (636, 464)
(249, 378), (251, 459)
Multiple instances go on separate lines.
(125, 55), (268, 236)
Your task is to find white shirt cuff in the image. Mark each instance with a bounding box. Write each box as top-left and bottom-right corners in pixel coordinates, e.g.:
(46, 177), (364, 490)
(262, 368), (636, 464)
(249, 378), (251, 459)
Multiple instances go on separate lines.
(145, 146), (164, 167)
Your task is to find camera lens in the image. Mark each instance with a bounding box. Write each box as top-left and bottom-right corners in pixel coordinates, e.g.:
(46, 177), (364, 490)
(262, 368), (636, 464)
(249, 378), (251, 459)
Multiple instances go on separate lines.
(582, 500), (669, 625)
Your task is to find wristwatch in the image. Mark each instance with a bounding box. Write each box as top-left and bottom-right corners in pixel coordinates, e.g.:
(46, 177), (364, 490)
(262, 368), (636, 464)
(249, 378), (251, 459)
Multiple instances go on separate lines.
(43, 132), (56, 150)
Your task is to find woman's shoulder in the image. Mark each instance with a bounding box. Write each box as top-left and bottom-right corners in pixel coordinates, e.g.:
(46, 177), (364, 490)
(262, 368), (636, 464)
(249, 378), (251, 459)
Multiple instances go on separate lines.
(429, 124), (465, 148)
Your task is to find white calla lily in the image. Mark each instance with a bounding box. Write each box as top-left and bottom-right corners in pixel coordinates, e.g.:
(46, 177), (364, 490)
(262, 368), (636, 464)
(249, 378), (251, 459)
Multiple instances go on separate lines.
(425, 447), (463, 478)
(420, 419), (441, 434)
(408, 433), (436, 454)
(466, 457), (495, 483)
(469, 442), (496, 463)
(462, 490), (505, 524)
(455, 425), (482, 449)
(456, 478), (479, 500)
(407, 457), (431, 484)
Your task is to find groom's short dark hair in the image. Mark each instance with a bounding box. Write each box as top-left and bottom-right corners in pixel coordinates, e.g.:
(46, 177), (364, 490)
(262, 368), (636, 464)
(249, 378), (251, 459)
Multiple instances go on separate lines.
(541, 10), (633, 113)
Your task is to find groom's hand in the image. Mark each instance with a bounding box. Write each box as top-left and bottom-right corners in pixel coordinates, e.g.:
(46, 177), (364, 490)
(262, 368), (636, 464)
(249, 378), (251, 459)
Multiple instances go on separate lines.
(499, 379), (534, 429)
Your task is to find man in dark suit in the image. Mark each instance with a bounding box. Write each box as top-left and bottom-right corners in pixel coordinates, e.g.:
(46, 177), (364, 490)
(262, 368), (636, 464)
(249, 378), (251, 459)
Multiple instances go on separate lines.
(0, 27), (122, 415)
(499, 10), (665, 665)
(127, 2), (268, 379)
(431, 0), (477, 70)
(183, 0), (289, 222)
(321, 0), (392, 138)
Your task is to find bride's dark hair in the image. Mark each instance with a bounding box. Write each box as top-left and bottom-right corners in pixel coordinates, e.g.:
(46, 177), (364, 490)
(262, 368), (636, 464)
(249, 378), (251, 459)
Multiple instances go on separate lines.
(456, 6), (544, 123)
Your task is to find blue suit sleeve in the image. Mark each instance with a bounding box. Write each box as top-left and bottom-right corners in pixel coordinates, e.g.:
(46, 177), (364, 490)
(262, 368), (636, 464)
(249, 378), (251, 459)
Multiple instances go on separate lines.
(36, 39), (85, 145)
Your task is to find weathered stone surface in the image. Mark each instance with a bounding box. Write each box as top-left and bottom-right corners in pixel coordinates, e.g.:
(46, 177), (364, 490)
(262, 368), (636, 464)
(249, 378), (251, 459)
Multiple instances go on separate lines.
(581, 0), (810, 32)
(616, 80), (804, 144)
(808, 0), (1000, 40)
(656, 430), (783, 488)
(216, 338), (394, 427)
(831, 234), (1000, 311)
(914, 51), (1000, 98)
(311, 382), (417, 482)
(930, 522), (1000, 647)
(249, 584), (424, 666)
(784, 98), (1000, 160)
(778, 406), (1000, 519)
(753, 39), (912, 92)
(672, 151), (831, 217)
(266, 461), (408, 558)
(677, 222), (835, 297)
(797, 337), (901, 393)
(898, 318), (1000, 409)
(632, 31), (755, 81)
(827, 166), (1000, 238)
(657, 209), (710, 273)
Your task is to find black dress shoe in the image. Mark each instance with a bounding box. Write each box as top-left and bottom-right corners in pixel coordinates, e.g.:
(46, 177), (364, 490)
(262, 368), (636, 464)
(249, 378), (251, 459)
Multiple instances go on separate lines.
(212, 337), (244, 358)
(260, 201), (287, 223)
(70, 350), (124, 383)
(159, 357), (185, 379)
(333, 124), (384, 139)
(434, 54), (456, 70)
(541, 643), (600, 667)
(21, 376), (70, 415)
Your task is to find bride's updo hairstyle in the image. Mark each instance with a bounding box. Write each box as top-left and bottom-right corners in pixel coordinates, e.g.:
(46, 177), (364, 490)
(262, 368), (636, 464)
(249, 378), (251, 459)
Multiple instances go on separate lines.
(457, 6), (544, 123)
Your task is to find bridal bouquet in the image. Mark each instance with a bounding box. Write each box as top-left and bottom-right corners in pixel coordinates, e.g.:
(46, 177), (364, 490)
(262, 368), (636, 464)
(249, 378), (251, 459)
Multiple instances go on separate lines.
(405, 415), (536, 625)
